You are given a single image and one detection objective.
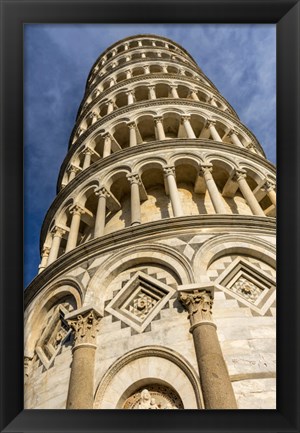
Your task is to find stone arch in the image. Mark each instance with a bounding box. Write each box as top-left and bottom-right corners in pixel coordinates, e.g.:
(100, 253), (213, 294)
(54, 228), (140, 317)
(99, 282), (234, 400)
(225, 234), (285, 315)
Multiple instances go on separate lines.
(193, 234), (276, 280)
(93, 346), (202, 409)
(76, 180), (100, 206)
(87, 243), (194, 313)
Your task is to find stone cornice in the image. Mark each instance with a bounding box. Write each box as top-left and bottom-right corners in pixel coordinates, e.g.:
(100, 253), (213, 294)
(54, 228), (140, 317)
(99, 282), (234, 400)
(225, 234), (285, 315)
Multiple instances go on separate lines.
(75, 73), (238, 127)
(85, 34), (199, 87)
(68, 99), (261, 161)
(26, 214), (276, 307)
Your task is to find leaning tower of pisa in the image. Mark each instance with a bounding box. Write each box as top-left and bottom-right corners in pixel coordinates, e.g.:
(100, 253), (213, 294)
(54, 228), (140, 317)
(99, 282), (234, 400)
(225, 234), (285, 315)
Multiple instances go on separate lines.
(24, 34), (276, 410)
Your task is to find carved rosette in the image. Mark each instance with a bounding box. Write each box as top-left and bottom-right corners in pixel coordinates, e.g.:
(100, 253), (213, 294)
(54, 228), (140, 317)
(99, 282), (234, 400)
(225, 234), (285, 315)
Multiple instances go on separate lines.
(179, 290), (213, 326)
(67, 309), (101, 348)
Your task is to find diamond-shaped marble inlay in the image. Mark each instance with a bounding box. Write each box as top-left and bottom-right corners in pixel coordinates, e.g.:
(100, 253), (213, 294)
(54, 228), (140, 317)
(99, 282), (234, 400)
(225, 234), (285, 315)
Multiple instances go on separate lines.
(35, 304), (72, 369)
(105, 271), (176, 333)
(214, 257), (276, 315)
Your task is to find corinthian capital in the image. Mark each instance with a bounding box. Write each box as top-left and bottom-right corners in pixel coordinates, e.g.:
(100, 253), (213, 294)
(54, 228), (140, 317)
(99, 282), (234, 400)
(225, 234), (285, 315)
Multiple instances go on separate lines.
(95, 185), (110, 198)
(66, 307), (102, 347)
(127, 173), (141, 185)
(179, 290), (213, 325)
(163, 166), (175, 177)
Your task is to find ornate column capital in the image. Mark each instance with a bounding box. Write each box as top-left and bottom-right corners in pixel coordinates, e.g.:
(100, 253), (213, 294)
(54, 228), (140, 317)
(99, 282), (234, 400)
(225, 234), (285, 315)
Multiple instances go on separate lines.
(52, 226), (66, 238)
(127, 121), (137, 130)
(226, 128), (237, 137)
(66, 307), (102, 348)
(94, 185), (110, 198)
(41, 245), (50, 256)
(163, 166), (176, 177)
(103, 132), (113, 141)
(126, 90), (135, 96)
(264, 179), (276, 192)
(207, 119), (216, 128)
(181, 115), (191, 123)
(234, 169), (247, 181)
(199, 163), (213, 175)
(154, 116), (163, 125)
(82, 147), (94, 156)
(127, 173), (141, 185)
(246, 142), (255, 150)
(70, 204), (85, 216)
(179, 289), (213, 327)
(69, 164), (81, 175)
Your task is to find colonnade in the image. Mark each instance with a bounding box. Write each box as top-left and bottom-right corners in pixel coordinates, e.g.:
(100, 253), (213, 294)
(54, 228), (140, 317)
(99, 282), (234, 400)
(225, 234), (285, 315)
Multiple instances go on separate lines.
(68, 115), (252, 185)
(80, 82), (228, 136)
(39, 167), (276, 273)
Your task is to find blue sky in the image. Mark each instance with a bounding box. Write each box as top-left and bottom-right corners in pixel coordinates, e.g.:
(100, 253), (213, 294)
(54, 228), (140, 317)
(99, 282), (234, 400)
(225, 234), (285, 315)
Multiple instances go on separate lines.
(24, 24), (276, 287)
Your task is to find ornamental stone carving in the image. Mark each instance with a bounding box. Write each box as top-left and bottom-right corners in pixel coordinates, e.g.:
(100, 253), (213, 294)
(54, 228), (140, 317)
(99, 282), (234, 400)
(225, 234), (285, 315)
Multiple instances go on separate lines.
(67, 309), (101, 347)
(179, 289), (213, 325)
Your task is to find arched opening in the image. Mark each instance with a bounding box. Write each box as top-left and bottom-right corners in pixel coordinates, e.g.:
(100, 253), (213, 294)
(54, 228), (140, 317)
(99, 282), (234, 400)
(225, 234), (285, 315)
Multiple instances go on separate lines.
(137, 115), (156, 143)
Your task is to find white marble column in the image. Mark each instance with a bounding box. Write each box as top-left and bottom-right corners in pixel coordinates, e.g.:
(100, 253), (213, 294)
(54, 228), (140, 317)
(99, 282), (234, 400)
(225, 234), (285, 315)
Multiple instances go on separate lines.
(189, 89), (199, 101)
(65, 205), (85, 253)
(126, 70), (132, 79)
(162, 65), (168, 73)
(127, 91), (134, 105)
(82, 148), (93, 170)
(94, 187), (110, 237)
(128, 122), (138, 147)
(170, 85), (179, 98)
(207, 120), (222, 142)
(66, 308), (101, 409)
(127, 173), (142, 226)
(264, 180), (276, 206)
(124, 43), (129, 50)
(179, 290), (237, 409)
(143, 65), (150, 74)
(103, 134), (112, 157)
(235, 170), (265, 216)
(228, 129), (243, 147)
(182, 115), (196, 139)
(163, 166), (184, 217)
(89, 112), (98, 126)
(109, 78), (115, 88)
(68, 165), (80, 182)
(208, 96), (218, 107)
(148, 86), (156, 100)
(154, 117), (165, 140)
(47, 227), (66, 265)
(107, 100), (114, 114)
(38, 246), (50, 273)
(200, 164), (227, 214)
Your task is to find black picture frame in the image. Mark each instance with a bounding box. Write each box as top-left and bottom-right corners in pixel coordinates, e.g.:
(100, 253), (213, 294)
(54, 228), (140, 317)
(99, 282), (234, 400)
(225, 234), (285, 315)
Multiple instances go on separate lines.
(0, 0), (299, 432)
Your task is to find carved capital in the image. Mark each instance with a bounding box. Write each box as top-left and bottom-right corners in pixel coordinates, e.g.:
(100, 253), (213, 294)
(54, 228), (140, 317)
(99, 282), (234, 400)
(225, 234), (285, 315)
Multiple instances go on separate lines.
(69, 164), (81, 175)
(199, 164), (213, 175)
(52, 226), (66, 238)
(127, 173), (141, 185)
(154, 116), (163, 125)
(163, 166), (176, 177)
(234, 169), (247, 181)
(127, 122), (137, 130)
(181, 115), (191, 123)
(70, 204), (85, 216)
(264, 180), (276, 192)
(226, 128), (236, 137)
(41, 246), (50, 257)
(82, 147), (94, 156)
(207, 120), (216, 128)
(67, 308), (101, 347)
(95, 186), (110, 198)
(179, 290), (213, 325)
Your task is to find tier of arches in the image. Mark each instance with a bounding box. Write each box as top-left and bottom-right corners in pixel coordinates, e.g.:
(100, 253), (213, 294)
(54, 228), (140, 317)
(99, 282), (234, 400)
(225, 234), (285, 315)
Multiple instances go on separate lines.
(77, 79), (231, 137)
(66, 109), (260, 187)
(41, 157), (276, 271)
(80, 60), (212, 117)
(88, 36), (194, 85)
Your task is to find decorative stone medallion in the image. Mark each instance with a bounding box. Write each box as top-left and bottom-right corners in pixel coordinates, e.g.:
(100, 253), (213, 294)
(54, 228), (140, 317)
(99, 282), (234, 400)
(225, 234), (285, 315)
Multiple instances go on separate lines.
(105, 271), (176, 333)
(214, 257), (276, 315)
